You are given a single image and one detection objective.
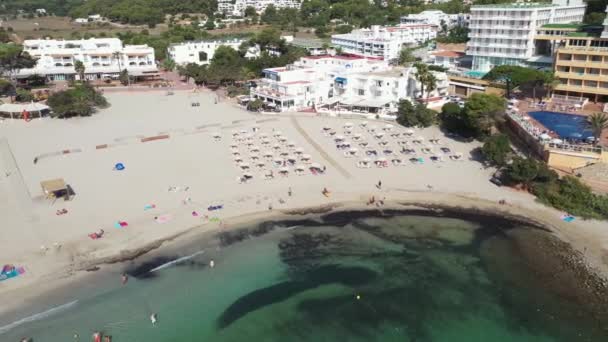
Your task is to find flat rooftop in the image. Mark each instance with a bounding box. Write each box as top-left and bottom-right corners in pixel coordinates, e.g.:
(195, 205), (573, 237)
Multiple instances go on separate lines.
(472, 2), (559, 9)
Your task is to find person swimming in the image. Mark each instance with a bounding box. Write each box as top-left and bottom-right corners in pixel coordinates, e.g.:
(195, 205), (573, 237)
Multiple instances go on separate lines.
(150, 313), (158, 326)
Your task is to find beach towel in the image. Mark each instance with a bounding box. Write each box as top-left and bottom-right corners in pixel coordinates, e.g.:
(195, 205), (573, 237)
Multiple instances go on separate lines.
(207, 205), (224, 211)
(155, 214), (172, 224)
(89, 233), (101, 240)
(114, 221), (128, 228)
(144, 204), (156, 211)
(192, 211), (199, 217)
(561, 215), (575, 222)
(209, 217), (221, 222)
(0, 265), (25, 282)
(418, 157), (424, 164)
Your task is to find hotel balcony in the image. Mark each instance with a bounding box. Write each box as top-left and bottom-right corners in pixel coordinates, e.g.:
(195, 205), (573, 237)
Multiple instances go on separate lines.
(555, 59), (607, 68)
(555, 71), (608, 82)
(554, 84), (608, 95)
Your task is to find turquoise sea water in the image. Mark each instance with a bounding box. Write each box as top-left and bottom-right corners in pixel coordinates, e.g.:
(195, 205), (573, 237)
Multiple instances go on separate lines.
(2, 212), (605, 341)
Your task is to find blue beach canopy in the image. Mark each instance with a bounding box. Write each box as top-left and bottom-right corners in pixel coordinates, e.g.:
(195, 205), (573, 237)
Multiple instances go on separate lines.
(115, 163), (125, 171)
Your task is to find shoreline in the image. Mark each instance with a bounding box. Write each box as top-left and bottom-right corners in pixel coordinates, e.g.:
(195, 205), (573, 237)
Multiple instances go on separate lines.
(1, 190), (607, 331)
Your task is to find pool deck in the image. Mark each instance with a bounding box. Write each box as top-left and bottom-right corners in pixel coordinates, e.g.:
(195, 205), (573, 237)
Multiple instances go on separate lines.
(516, 99), (607, 146)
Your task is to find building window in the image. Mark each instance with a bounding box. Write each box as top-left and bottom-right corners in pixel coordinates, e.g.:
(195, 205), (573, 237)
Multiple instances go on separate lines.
(358, 89), (365, 96)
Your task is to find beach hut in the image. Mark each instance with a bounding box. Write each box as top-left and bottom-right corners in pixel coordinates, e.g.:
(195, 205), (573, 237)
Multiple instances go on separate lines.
(40, 178), (72, 200)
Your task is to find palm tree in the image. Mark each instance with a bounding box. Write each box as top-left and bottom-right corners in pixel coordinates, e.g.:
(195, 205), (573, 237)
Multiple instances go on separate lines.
(586, 112), (608, 146)
(74, 60), (86, 82)
(414, 62), (429, 100)
(423, 73), (437, 105)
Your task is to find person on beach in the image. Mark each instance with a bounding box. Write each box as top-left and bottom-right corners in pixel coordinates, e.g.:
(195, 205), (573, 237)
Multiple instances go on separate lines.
(151, 313), (158, 326)
(121, 273), (129, 285)
(377, 180), (382, 189)
(288, 187), (292, 197)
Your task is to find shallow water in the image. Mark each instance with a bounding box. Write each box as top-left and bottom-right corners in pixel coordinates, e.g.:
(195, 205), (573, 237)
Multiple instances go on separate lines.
(3, 213), (605, 341)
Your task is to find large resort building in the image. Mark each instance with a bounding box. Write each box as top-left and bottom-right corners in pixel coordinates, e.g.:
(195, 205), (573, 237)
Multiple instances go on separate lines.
(546, 21), (608, 102)
(250, 55), (448, 113)
(17, 38), (158, 81)
(331, 24), (438, 61)
(466, 0), (586, 72)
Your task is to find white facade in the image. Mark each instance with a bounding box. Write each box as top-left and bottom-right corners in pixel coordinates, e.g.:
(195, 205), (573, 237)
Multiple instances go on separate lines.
(467, 0), (586, 72)
(251, 55), (448, 112)
(331, 24), (438, 60)
(401, 11), (454, 28)
(218, 0), (301, 17)
(167, 39), (262, 66)
(18, 38), (157, 81)
(168, 40), (244, 66)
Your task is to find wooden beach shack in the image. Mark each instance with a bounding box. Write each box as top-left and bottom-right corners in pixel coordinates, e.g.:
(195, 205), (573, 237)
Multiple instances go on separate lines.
(40, 178), (72, 201)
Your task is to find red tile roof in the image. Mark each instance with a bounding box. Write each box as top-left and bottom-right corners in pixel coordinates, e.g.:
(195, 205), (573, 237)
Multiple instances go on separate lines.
(431, 51), (465, 58)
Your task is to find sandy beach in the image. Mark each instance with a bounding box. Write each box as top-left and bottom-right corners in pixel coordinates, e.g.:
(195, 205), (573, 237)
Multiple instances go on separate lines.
(1, 89), (608, 324)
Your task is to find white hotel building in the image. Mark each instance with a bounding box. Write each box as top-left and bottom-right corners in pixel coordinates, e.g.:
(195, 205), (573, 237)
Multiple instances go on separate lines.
(466, 0), (586, 72)
(18, 38), (158, 81)
(167, 39), (250, 66)
(331, 24), (438, 61)
(251, 55), (448, 112)
(218, 0), (301, 17)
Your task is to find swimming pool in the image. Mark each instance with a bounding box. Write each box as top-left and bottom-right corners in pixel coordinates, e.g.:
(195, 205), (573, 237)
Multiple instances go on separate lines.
(464, 70), (487, 78)
(528, 111), (593, 140)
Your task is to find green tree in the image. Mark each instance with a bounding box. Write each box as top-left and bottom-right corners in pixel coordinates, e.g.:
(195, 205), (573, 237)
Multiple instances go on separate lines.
(47, 83), (109, 118)
(462, 93), (506, 138)
(314, 25), (329, 38)
(396, 99), (418, 127)
(415, 103), (436, 127)
(0, 28), (10, 43)
(247, 99), (264, 111)
(15, 88), (34, 102)
(119, 69), (129, 86)
(209, 46), (244, 85)
(414, 62), (429, 100)
(335, 24), (353, 34)
(481, 134), (511, 166)
(244, 6), (257, 18)
(0, 43), (36, 80)
(439, 102), (469, 135)
(161, 59), (176, 71)
(584, 12), (606, 25)
(74, 60), (86, 81)
(398, 47), (416, 65)
(505, 156), (539, 189)
(261, 4), (278, 24)
(585, 112), (608, 145)
(204, 17), (216, 30)
(0, 79), (15, 97)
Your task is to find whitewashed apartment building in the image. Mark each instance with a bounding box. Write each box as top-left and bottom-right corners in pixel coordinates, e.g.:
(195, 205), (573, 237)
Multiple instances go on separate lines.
(331, 24), (438, 61)
(251, 55), (448, 112)
(466, 0), (586, 72)
(17, 38), (157, 81)
(218, 0), (301, 17)
(400, 10), (468, 28)
(167, 39), (248, 66)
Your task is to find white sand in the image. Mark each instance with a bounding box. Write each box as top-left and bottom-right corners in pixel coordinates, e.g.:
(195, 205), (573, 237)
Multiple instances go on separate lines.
(1, 89), (607, 318)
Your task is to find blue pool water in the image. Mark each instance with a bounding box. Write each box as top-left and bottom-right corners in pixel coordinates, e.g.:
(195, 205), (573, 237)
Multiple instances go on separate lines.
(528, 111), (593, 140)
(465, 70), (487, 78)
